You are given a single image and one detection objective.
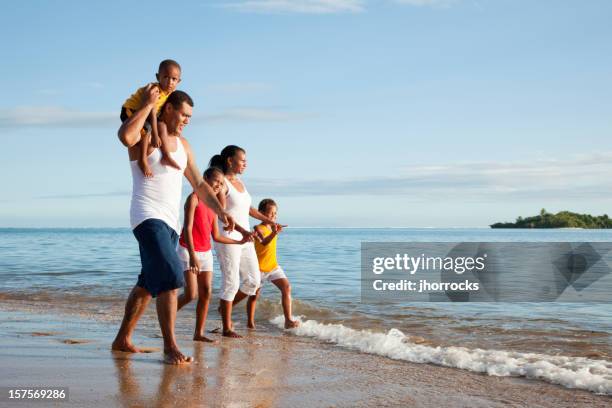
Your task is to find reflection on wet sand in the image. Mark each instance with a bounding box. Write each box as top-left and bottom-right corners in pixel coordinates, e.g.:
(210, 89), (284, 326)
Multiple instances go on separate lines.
(113, 334), (290, 407)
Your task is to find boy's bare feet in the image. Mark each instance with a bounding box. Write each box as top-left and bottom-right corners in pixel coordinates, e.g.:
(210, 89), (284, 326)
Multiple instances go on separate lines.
(193, 334), (217, 343)
(111, 338), (142, 353)
(161, 154), (182, 170)
(222, 330), (242, 338)
(163, 347), (193, 365)
(138, 160), (154, 178)
(284, 320), (300, 329)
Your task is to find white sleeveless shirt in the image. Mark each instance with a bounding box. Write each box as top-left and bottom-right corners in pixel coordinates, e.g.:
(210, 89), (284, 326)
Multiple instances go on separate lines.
(219, 177), (252, 241)
(129, 138), (188, 234)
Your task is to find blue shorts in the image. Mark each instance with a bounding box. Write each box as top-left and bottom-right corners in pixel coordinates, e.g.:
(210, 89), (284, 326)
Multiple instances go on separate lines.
(133, 219), (184, 297)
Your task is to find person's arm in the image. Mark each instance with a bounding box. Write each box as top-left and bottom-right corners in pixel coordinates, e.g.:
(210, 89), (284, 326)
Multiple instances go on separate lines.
(257, 224), (281, 246)
(118, 84), (159, 148)
(181, 194), (201, 273)
(211, 217), (250, 245)
(249, 207), (275, 224)
(181, 139), (235, 231)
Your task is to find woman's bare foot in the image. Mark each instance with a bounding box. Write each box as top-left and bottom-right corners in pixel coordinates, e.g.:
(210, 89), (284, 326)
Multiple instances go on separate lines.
(160, 154), (182, 170)
(193, 334), (217, 343)
(138, 160), (153, 178)
(284, 320), (300, 329)
(222, 330), (242, 338)
(163, 347), (193, 365)
(111, 338), (142, 353)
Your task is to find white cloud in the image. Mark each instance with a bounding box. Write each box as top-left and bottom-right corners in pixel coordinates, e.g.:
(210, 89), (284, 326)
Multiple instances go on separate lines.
(223, 0), (365, 14)
(0, 106), (116, 128)
(246, 153), (612, 200)
(0, 105), (308, 128)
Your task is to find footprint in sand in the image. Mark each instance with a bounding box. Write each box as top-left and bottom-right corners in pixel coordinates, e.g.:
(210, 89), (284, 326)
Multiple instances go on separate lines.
(30, 331), (59, 337)
(61, 339), (92, 345)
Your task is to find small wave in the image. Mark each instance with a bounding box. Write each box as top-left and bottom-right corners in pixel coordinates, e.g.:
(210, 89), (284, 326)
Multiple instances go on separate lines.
(270, 316), (612, 395)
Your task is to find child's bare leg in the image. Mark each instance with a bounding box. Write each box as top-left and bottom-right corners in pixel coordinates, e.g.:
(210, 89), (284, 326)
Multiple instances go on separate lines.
(157, 120), (181, 170)
(177, 271), (197, 311)
(149, 110), (161, 148)
(272, 278), (299, 329)
(219, 299), (241, 338)
(232, 290), (249, 307)
(246, 289), (260, 329)
(138, 132), (153, 177)
(194, 272), (216, 342)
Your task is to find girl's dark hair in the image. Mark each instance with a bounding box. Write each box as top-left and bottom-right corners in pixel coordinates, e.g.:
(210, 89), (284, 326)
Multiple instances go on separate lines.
(209, 145), (245, 173)
(203, 166), (223, 180)
(258, 198), (277, 213)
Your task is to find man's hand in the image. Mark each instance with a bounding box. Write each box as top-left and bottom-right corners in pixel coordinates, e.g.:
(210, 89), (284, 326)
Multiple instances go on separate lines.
(150, 132), (162, 148)
(220, 213), (235, 232)
(144, 83), (160, 107)
(189, 254), (201, 274)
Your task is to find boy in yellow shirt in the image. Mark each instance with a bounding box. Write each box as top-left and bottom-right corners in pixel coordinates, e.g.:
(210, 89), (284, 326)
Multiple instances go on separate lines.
(121, 59), (182, 177)
(233, 198), (299, 329)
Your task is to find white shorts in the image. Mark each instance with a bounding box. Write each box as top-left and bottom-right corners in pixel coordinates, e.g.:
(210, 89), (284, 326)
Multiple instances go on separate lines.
(215, 242), (261, 300)
(177, 246), (214, 273)
(260, 266), (287, 286)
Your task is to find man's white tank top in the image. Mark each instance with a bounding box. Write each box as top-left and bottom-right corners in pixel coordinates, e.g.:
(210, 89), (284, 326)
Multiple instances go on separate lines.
(219, 177), (252, 241)
(129, 139), (187, 234)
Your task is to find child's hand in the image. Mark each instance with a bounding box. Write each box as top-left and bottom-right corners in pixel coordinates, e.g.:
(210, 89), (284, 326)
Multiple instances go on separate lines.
(189, 255), (201, 273)
(272, 224), (285, 234)
(240, 230), (254, 243)
(144, 83), (160, 107)
(253, 228), (264, 242)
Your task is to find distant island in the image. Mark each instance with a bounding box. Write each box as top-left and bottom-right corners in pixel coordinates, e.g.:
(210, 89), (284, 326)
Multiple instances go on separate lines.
(490, 209), (612, 229)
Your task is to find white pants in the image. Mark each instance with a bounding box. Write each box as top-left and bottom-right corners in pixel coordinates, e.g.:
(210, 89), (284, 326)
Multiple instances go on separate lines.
(215, 242), (261, 301)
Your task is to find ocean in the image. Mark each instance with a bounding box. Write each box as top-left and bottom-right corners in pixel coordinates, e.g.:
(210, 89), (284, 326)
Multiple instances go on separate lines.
(1, 227), (611, 394)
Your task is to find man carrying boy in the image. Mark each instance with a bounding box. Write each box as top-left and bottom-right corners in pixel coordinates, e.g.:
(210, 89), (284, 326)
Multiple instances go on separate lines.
(112, 86), (235, 365)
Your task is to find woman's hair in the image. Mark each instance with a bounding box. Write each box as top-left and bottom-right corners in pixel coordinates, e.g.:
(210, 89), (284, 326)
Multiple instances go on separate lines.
(209, 145), (245, 173)
(258, 198), (277, 213)
(203, 166), (223, 181)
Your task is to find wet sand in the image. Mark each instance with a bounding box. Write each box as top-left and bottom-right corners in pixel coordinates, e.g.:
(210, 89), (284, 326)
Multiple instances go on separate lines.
(0, 304), (610, 407)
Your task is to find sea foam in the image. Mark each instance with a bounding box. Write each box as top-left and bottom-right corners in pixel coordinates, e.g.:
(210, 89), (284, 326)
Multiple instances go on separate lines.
(270, 316), (612, 395)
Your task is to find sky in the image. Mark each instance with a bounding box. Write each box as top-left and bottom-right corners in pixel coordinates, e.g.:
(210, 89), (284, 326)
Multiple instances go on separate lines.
(1, 0), (611, 227)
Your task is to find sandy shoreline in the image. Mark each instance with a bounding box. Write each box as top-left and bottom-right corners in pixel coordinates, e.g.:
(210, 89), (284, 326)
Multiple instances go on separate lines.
(0, 303), (610, 407)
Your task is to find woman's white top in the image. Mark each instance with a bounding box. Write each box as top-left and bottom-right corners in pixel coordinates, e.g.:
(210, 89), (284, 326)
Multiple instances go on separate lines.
(219, 177), (251, 241)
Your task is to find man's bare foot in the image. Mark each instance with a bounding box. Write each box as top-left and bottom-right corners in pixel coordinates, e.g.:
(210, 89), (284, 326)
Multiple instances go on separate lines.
(222, 330), (242, 338)
(111, 338), (142, 353)
(138, 161), (153, 178)
(160, 154), (182, 170)
(193, 334), (217, 343)
(247, 321), (256, 330)
(284, 320), (300, 329)
(163, 347), (193, 365)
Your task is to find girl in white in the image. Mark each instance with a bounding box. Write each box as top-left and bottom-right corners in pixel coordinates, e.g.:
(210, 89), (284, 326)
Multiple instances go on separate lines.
(210, 145), (279, 338)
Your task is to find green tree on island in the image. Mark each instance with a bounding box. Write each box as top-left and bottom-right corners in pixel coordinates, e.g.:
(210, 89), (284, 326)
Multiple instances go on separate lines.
(490, 209), (612, 229)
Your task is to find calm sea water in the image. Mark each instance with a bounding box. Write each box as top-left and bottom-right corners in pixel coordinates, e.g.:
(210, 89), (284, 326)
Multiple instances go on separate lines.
(1, 227), (611, 358)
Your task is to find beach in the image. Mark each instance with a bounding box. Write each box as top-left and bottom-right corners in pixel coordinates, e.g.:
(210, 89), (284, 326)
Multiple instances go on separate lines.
(1, 299), (610, 408)
(1, 228), (611, 406)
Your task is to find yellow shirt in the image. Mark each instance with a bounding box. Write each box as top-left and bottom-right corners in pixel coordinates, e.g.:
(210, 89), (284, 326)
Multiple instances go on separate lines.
(254, 224), (278, 273)
(122, 83), (171, 115)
